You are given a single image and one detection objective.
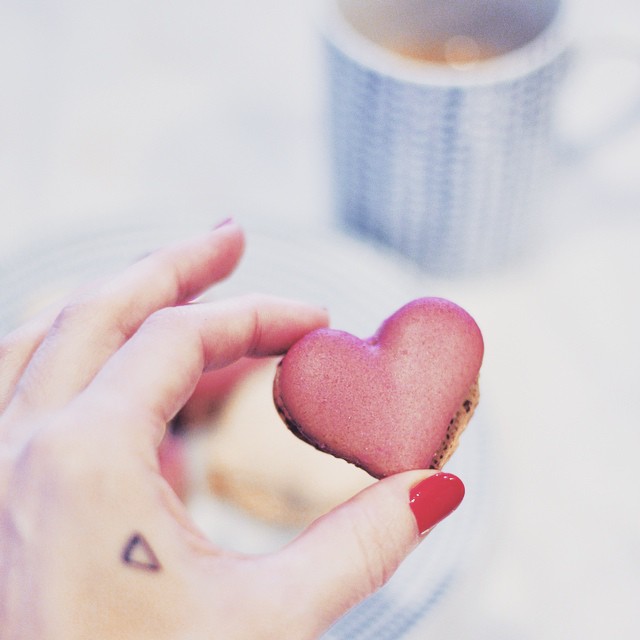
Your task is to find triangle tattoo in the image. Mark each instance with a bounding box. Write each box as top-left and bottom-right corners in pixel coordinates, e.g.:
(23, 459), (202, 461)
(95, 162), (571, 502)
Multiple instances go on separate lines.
(122, 533), (162, 572)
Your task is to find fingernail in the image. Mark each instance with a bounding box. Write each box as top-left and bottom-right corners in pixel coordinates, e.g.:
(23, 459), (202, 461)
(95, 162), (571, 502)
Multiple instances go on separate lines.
(409, 473), (465, 535)
(213, 217), (234, 230)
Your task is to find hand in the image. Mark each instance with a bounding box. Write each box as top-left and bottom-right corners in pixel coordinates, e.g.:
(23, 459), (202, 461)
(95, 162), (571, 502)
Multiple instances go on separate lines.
(0, 220), (464, 639)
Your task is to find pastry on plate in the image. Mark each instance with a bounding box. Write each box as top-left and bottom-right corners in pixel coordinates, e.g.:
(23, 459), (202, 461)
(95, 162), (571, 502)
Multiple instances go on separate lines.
(205, 358), (374, 527)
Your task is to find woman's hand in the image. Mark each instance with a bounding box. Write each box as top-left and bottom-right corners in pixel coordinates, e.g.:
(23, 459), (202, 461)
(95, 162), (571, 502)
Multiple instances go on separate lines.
(0, 220), (464, 639)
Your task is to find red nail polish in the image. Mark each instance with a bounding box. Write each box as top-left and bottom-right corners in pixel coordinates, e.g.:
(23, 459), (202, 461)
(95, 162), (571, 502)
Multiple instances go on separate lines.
(409, 473), (465, 535)
(213, 217), (234, 230)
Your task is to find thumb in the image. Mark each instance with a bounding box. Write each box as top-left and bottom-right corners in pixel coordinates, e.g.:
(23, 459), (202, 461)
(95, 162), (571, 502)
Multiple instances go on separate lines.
(273, 470), (465, 633)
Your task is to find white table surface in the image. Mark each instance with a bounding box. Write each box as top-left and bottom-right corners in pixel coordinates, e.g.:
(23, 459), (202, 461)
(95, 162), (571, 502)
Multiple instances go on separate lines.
(1, 1), (640, 638)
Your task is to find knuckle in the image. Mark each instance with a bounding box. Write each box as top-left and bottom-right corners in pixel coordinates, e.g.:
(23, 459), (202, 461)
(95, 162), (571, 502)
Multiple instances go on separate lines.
(246, 305), (263, 355)
(53, 293), (96, 325)
(150, 250), (187, 298)
(50, 293), (115, 340)
(144, 305), (188, 331)
(6, 413), (127, 531)
(22, 422), (71, 468)
(140, 307), (202, 364)
(151, 304), (178, 324)
(51, 290), (132, 343)
(18, 416), (100, 484)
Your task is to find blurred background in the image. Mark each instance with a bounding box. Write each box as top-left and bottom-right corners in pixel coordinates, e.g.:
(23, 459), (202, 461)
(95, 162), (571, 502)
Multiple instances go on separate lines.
(1, 1), (639, 638)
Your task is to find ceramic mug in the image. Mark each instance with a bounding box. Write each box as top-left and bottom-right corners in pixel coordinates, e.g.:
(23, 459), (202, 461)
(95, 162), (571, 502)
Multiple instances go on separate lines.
(321, 0), (629, 275)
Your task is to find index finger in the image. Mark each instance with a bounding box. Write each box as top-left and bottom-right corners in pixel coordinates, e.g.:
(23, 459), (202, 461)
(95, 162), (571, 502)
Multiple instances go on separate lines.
(83, 295), (329, 444)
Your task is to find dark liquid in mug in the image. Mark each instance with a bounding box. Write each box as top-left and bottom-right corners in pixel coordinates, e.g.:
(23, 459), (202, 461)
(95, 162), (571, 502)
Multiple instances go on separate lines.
(390, 35), (499, 67)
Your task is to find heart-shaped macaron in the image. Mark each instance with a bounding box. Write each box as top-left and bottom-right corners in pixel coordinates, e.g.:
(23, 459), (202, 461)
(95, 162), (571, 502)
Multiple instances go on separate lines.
(273, 298), (484, 478)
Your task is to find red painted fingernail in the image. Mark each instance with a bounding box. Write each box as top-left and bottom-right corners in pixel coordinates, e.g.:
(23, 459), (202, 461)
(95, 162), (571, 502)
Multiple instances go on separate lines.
(213, 217), (234, 230)
(409, 473), (465, 535)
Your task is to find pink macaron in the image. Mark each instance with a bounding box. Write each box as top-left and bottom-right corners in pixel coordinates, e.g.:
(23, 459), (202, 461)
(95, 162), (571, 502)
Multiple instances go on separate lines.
(273, 298), (484, 478)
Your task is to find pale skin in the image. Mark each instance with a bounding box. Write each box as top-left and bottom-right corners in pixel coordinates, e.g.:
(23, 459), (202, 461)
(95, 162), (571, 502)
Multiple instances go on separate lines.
(0, 221), (443, 639)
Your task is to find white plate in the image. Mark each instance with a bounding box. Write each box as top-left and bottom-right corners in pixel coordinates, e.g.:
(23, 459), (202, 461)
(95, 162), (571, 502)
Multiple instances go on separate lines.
(0, 218), (494, 639)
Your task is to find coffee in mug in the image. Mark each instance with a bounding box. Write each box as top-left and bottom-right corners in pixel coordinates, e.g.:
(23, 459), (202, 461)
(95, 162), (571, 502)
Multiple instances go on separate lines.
(322, 0), (568, 275)
(390, 36), (500, 67)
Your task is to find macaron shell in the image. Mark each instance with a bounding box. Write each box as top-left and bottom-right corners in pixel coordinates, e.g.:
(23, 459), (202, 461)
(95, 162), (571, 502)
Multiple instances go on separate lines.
(274, 298), (483, 478)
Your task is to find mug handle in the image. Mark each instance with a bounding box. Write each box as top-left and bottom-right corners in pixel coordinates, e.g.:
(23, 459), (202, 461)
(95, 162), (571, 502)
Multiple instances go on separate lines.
(557, 36), (640, 161)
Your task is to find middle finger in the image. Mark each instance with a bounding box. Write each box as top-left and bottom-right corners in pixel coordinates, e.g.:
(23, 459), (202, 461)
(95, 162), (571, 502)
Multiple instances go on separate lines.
(7, 221), (244, 415)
